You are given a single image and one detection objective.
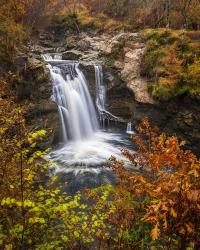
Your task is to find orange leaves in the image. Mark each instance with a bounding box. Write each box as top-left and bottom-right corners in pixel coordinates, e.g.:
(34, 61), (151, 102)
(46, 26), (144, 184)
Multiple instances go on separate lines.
(170, 207), (177, 218)
(187, 190), (200, 202)
(109, 118), (200, 246)
(150, 224), (160, 240)
(178, 223), (194, 236)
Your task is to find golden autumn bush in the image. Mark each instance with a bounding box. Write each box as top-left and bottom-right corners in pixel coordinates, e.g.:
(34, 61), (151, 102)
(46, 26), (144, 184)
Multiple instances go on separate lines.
(1, 73), (199, 249)
(0, 77), (118, 249)
(106, 118), (200, 249)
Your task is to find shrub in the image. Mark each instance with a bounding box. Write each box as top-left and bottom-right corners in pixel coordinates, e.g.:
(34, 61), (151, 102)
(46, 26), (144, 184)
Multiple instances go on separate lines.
(142, 29), (200, 100)
(107, 119), (200, 249)
(183, 59), (200, 96)
(0, 16), (28, 64)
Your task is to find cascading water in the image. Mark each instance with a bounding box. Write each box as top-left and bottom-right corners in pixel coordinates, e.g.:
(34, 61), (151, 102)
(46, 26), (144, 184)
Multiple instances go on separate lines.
(48, 62), (99, 142)
(43, 54), (133, 175)
(95, 65), (106, 126)
(94, 65), (120, 127)
(95, 65), (106, 112)
(126, 122), (134, 135)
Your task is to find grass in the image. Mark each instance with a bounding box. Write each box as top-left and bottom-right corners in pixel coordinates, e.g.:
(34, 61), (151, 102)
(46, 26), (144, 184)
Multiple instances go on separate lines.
(141, 29), (200, 101)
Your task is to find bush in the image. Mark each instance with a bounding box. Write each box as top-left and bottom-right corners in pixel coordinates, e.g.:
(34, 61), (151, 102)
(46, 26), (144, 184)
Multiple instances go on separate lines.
(183, 59), (200, 96)
(0, 16), (28, 64)
(142, 29), (200, 100)
(106, 119), (200, 249)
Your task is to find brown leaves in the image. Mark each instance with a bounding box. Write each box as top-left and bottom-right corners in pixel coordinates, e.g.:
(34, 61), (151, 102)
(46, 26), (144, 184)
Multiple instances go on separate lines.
(109, 118), (200, 246)
(150, 224), (160, 240)
(170, 208), (177, 218)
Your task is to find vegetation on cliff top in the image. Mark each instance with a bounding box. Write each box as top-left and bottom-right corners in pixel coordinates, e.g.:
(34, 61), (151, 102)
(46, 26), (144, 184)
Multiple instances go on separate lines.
(75, 0), (200, 30)
(141, 29), (200, 100)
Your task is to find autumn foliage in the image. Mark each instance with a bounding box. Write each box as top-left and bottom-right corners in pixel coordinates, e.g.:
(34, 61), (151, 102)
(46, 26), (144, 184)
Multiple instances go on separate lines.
(107, 118), (200, 249)
(0, 80), (199, 250)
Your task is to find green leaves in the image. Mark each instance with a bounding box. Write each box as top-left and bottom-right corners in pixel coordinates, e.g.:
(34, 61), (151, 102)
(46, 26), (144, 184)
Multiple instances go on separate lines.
(28, 130), (47, 144)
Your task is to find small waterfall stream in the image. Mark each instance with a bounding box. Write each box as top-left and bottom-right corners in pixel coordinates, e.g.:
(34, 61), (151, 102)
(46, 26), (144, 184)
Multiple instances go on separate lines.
(94, 65), (120, 127)
(126, 122), (135, 135)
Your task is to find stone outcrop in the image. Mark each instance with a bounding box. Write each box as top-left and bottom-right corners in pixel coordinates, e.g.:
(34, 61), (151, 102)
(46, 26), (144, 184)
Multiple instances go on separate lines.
(114, 45), (155, 104)
(17, 56), (60, 149)
(62, 50), (83, 60)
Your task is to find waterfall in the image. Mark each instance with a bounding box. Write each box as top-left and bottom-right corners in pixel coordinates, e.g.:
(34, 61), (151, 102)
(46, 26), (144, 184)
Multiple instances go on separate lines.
(94, 65), (121, 127)
(45, 56), (99, 143)
(42, 54), (62, 61)
(43, 54), (131, 169)
(95, 65), (106, 111)
(126, 122), (134, 135)
(94, 65), (106, 126)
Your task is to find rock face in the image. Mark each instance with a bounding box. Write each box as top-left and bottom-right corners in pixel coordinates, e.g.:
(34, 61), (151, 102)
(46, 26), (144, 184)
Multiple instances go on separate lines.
(62, 50), (83, 60)
(25, 29), (199, 155)
(115, 45), (155, 104)
(18, 56), (60, 149)
(132, 96), (200, 155)
(77, 38), (91, 51)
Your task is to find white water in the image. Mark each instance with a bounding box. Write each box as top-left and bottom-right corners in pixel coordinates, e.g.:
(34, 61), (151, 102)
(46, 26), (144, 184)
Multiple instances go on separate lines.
(95, 65), (106, 111)
(48, 62), (98, 142)
(126, 122), (135, 135)
(43, 54), (132, 173)
(94, 65), (120, 127)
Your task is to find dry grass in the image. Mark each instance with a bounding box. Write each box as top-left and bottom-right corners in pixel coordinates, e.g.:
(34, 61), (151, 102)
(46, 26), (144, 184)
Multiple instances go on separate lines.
(76, 5), (131, 31)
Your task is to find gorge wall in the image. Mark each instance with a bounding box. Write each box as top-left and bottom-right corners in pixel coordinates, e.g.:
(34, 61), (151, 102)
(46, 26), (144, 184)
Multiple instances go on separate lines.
(14, 27), (200, 155)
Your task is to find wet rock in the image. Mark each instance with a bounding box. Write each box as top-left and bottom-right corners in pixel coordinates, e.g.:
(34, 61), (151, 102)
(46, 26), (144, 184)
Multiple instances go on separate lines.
(39, 40), (55, 48)
(16, 57), (51, 101)
(107, 85), (135, 120)
(20, 56), (61, 149)
(79, 63), (96, 101)
(25, 100), (60, 149)
(56, 47), (66, 53)
(62, 50), (83, 60)
(77, 38), (91, 51)
(14, 54), (28, 75)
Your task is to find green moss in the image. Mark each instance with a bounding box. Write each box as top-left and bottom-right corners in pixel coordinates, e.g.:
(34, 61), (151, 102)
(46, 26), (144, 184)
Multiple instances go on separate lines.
(183, 59), (200, 96)
(141, 48), (165, 78)
(52, 13), (79, 35)
(142, 29), (200, 100)
(145, 30), (179, 45)
(106, 40), (126, 67)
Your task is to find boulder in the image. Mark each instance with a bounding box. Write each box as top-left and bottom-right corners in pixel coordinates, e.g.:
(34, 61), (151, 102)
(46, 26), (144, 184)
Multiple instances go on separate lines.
(65, 35), (79, 49)
(77, 38), (91, 51)
(62, 50), (83, 60)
